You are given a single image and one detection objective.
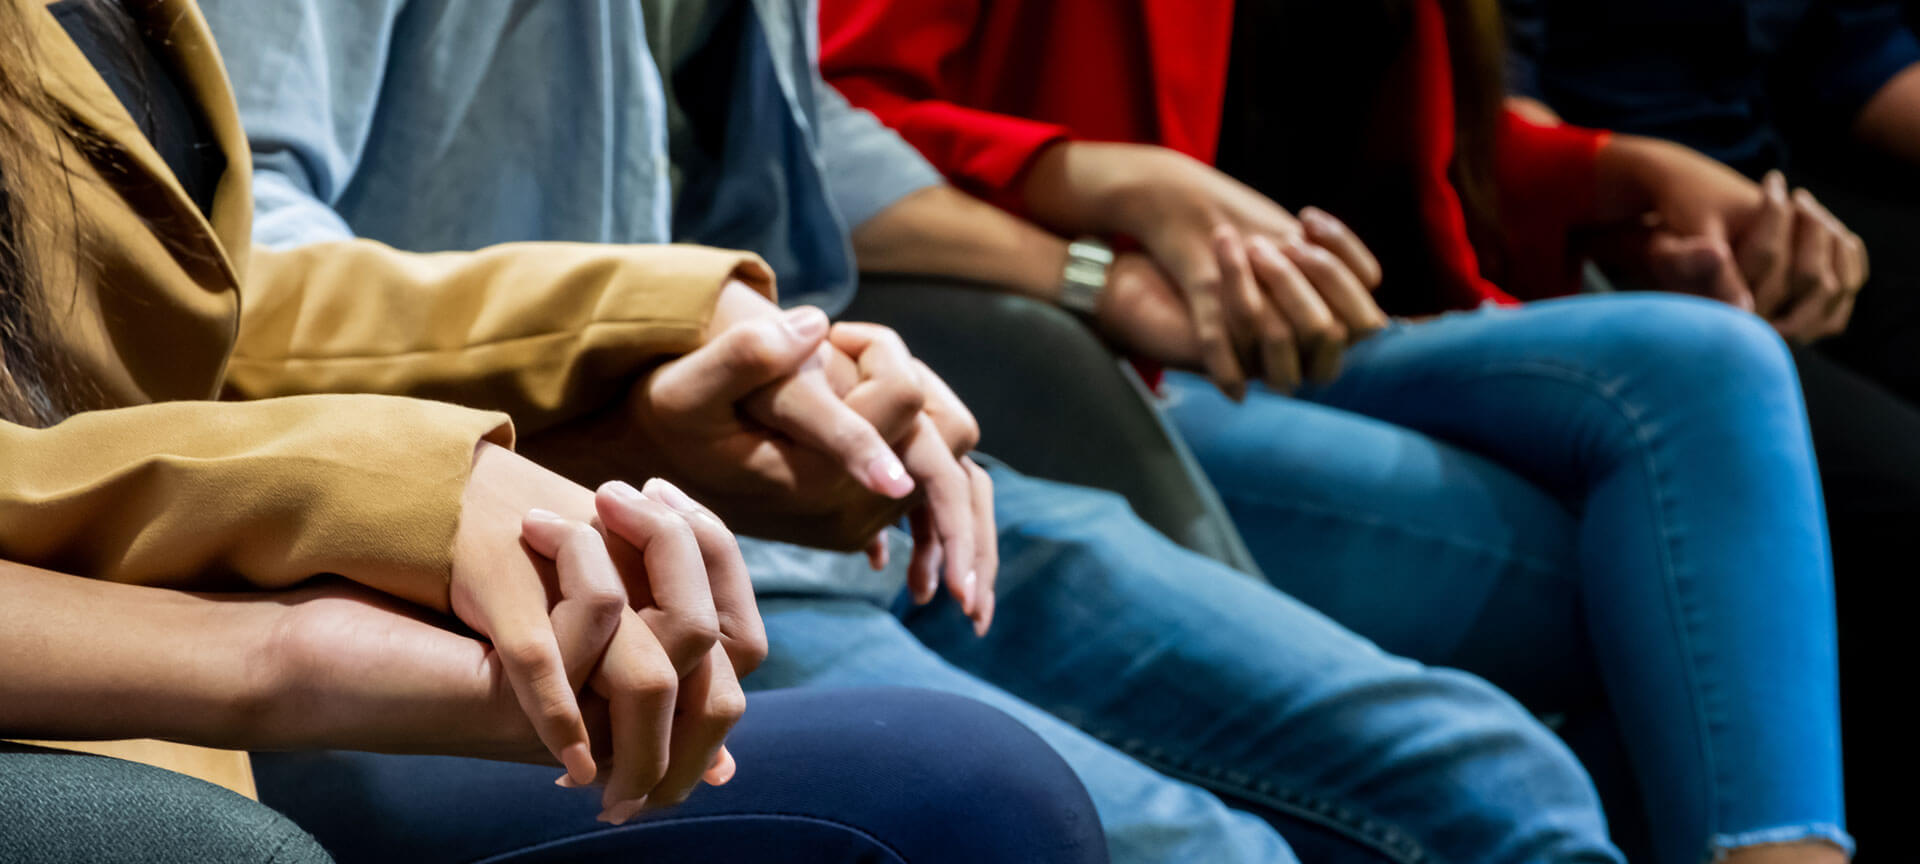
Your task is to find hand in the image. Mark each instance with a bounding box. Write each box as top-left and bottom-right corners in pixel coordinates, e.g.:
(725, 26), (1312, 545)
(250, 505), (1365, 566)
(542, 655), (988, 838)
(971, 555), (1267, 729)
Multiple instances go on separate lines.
(1029, 142), (1387, 396)
(526, 280), (917, 549)
(449, 445), (764, 818)
(811, 323), (998, 636)
(1597, 138), (1867, 343)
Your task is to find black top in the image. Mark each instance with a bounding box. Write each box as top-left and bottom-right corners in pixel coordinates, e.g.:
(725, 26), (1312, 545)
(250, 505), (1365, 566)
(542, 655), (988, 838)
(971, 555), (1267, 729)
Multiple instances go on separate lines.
(53, 0), (224, 216)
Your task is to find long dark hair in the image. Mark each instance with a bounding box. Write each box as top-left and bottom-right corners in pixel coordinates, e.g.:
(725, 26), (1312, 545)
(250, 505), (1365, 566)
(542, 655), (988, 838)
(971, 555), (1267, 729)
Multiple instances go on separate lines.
(1436, 0), (1511, 270)
(0, 0), (74, 427)
(0, 0), (131, 427)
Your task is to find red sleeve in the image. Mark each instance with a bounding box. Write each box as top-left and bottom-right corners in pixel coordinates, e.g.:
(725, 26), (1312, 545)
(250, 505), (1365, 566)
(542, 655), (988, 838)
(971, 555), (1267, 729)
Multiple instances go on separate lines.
(819, 0), (1070, 214)
(1494, 107), (1613, 299)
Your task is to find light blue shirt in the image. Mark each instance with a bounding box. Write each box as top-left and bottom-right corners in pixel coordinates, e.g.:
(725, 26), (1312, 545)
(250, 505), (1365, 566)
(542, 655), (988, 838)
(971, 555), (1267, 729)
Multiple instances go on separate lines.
(201, 0), (942, 312)
(201, 0), (938, 599)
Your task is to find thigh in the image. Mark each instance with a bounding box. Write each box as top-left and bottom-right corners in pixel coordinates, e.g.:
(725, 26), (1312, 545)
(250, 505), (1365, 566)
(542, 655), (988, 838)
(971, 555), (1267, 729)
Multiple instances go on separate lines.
(254, 689), (1106, 864)
(0, 745), (328, 864)
(1161, 372), (1590, 705)
(751, 597), (1299, 864)
(913, 470), (1621, 864)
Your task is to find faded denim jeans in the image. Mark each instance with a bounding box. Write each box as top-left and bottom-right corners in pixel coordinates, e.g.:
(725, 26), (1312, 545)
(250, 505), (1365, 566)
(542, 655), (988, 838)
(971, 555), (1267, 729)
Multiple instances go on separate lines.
(750, 465), (1625, 864)
(1163, 294), (1847, 863)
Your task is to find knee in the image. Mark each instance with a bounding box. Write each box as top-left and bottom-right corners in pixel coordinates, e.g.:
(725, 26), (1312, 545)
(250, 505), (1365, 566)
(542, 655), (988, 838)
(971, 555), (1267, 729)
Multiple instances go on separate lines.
(1586, 296), (1797, 395)
(764, 689), (1109, 864)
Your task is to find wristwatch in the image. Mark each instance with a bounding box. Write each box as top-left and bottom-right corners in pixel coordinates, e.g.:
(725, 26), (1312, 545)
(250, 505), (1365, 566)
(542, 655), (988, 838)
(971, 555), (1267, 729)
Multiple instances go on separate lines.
(1057, 237), (1115, 319)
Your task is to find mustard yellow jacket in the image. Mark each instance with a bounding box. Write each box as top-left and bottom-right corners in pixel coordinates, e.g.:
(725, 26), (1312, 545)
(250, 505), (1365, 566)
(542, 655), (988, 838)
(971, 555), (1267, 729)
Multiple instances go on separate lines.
(2, 0), (772, 791)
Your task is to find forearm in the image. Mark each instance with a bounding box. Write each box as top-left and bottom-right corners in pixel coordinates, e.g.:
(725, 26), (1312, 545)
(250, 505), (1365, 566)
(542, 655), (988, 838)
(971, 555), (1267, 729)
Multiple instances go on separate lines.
(1854, 61), (1920, 166)
(1591, 134), (1752, 225)
(0, 562), (278, 747)
(851, 185), (1072, 302)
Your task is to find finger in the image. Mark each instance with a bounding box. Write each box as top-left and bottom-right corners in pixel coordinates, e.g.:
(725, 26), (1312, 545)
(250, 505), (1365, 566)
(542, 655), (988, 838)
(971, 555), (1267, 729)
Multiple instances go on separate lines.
(1210, 227), (1270, 374)
(908, 509), (941, 605)
(703, 746), (738, 787)
(1300, 207), (1385, 292)
(1252, 235), (1346, 383)
(910, 359), (981, 457)
(1213, 229), (1293, 389)
(825, 323), (931, 444)
(1163, 230), (1248, 399)
(596, 482), (720, 676)
(743, 366), (916, 500)
(1796, 192), (1866, 294)
(647, 644), (747, 810)
(1785, 189), (1839, 329)
(902, 416), (977, 615)
(524, 511), (628, 689)
(640, 478), (767, 678)
(865, 534), (889, 572)
(1741, 171), (1795, 316)
(964, 459), (998, 637)
(647, 306), (831, 419)
(593, 608), (678, 824)
(1241, 238), (1305, 392)
(1821, 291), (1859, 340)
(468, 521), (595, 786)
(1647, 232), (1753, 310)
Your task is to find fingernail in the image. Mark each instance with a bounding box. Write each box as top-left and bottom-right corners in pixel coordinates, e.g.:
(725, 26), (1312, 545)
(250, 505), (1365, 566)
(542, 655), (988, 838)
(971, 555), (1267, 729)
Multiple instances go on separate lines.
(642, 477), (699, 513)
(866, 453), (913, 498)
(555, 774), (580, 788)
(560, 743), (595, 786)
(599, 799), (647, 826)
(783, 306), (829, 340)
(963, 570), (978, 606)
(602, 480), (645, 506)
(526, 508), (567, 525)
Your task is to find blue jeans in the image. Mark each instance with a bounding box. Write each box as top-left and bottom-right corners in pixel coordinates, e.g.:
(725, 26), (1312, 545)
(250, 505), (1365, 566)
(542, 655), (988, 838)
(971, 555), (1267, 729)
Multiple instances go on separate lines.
(252, 689), (1106, 864)
(750, 468), (1624, 864)
(1162, 294), (1847, 863)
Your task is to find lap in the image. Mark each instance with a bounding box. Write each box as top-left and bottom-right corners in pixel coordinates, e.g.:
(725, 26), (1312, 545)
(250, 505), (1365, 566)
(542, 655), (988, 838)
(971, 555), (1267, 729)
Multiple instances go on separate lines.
(252, 689), (1106, 864)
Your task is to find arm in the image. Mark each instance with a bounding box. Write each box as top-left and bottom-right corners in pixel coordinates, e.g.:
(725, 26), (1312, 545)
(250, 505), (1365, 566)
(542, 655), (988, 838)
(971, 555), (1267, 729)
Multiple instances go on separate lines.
(819, 0), (1071, 213)
(1854, 61), (1920, 165)
(0, 560), (545, 760)
(1796, 0), (1920, 163)
(0, 397), (508, 605)
(232, 242), (775, 436)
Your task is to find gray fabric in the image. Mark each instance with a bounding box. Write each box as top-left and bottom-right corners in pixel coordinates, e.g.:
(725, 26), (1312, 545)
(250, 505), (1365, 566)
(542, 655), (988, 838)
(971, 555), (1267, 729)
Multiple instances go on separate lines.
(0, 746), (330, 864)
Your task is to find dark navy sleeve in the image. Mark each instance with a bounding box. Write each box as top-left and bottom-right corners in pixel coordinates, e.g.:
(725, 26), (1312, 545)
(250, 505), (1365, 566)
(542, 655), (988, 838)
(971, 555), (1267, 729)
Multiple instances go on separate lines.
(1501, 0), (1549, 99)
(1795, 0), (1920, 120)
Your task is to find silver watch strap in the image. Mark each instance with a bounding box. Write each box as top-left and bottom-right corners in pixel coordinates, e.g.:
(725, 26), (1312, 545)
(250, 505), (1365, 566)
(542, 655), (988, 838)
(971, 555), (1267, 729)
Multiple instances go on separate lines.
(1058, 238), (1115, 317)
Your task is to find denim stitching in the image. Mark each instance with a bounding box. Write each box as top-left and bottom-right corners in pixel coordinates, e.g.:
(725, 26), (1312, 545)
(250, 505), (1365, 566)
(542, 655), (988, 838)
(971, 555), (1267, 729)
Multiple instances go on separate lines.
(1093, 728), (1434, 864)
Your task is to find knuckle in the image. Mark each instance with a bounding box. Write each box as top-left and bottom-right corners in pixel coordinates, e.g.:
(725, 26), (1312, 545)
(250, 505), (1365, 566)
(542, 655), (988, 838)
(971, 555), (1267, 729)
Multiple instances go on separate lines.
(709, 687), (749, 726)
(538, 697), (577, 728)
(737, 632), (771, 672)
(497, 638), (552, 674)
(578, 589), (628, 624)
(725, 324), (788, 372)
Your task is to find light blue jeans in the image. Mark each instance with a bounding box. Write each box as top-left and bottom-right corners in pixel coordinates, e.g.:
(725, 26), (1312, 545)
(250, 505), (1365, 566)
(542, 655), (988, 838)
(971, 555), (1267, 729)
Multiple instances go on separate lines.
(1162, 294), (1846, 863)
(750, 466), (1624, 864)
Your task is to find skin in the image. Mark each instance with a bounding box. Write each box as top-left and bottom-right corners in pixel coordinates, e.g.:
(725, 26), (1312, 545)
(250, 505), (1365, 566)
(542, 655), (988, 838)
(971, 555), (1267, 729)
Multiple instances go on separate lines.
(0, 481), (748, 825)
(1854, 60), (1920, 168)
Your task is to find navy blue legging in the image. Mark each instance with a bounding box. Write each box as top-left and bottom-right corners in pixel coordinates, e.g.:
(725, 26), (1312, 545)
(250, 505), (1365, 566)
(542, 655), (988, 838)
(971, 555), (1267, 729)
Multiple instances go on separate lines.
(253, 688), (1105, 864)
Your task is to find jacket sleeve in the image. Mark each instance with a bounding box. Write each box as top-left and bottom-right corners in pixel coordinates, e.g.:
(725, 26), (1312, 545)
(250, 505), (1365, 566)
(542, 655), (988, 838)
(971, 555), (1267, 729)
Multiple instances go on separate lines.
(818, 0), (1070, 214)
(230, 241), (775, 436)
(1495, 107), (1613, 299)
(1, 396), (511, 607)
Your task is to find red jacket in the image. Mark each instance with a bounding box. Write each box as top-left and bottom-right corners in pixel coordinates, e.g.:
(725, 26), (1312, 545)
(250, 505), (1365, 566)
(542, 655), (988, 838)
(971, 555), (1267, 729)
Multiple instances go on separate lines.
(820, 0), (1612, 309)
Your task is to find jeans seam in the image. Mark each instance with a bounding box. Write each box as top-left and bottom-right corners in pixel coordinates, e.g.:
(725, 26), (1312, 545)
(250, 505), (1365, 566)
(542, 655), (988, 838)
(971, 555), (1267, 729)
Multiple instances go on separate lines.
(1442, 357), (1723, 848)
(1210, 490), (1570, 578)
(1091, 729), (1436, 864)
(467, 812), (913, 864)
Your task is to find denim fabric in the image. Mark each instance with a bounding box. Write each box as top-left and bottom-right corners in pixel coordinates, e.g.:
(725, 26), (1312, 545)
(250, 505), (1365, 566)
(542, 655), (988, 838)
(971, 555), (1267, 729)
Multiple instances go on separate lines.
(751, 466), (1625, 864)
(252, 689), (1106, 864)
(1161, 294), (1847, 864)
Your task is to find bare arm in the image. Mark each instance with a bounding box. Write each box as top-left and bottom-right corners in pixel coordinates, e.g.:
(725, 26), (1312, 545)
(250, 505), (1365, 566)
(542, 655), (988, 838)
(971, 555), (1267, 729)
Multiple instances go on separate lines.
(1854, 61), (1920, 166)
(0, 560), (531, 758)
(850, 185), (1072, 302)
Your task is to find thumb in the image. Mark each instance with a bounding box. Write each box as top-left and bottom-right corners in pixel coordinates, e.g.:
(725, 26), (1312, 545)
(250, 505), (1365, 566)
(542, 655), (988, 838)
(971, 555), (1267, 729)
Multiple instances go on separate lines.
(645, 307), (832, 417)
(1648, 231), (1753, 311)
